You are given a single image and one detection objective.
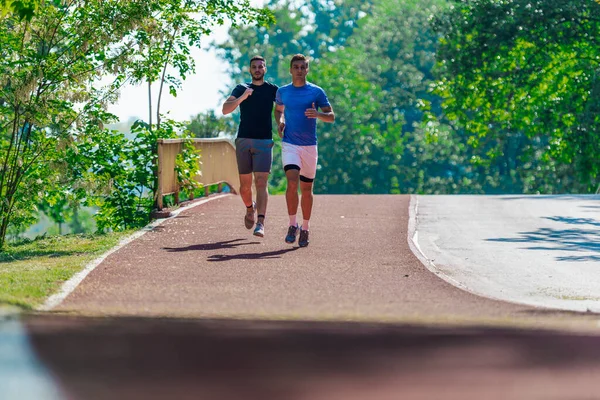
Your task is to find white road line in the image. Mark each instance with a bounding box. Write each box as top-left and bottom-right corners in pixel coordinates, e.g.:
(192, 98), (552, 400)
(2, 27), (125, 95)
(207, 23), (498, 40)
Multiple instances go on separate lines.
(38, 194), (231, 311)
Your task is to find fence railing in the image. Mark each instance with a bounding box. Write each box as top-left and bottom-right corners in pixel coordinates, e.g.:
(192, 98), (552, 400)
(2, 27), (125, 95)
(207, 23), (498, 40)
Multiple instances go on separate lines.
(157, 138), (239, 210)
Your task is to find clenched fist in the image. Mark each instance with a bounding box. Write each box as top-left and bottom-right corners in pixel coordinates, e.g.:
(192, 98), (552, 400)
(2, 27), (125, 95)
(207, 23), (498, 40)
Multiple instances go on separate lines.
(305, 102), (318, 119)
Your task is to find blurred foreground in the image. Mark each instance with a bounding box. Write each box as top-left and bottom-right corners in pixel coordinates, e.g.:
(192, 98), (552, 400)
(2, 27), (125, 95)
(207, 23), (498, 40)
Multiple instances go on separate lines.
(2, 314), (600, 400)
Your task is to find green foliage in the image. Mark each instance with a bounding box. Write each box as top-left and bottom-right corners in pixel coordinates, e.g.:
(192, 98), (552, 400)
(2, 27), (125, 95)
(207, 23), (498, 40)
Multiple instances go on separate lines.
(175, 137), (202, 197)
(216, 0), (598, 195)
(432, 0), (600, 192)
(0, 0), (272, 249)
(217, 0), (370, 87)
(82, 124), (154, 232)
(0, 0), (153, 249)
(71, 115), (200, 232)
(1, 0), (37, 20)
(126, 0), (273, 126)
(218, 0), (454, 194)
(346, 0), (446, 126)
(187, 110), (236, 138)
(310, 50), (406, 194)
(38, 191), (70, 234)
(338, 0), (456, 194)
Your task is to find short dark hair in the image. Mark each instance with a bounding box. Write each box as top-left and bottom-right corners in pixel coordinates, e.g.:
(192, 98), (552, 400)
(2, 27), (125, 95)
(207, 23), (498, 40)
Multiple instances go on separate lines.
(250, 55), (266, 65)
(290, 54), (309, 68)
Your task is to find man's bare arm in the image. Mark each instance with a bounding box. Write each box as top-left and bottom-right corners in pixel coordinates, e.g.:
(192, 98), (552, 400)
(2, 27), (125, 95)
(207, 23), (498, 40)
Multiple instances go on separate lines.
(221, 87), (254, 115)
(305, 104), (335, 123)
(275, 103), (285, 138)
(317, 105), (335, 123)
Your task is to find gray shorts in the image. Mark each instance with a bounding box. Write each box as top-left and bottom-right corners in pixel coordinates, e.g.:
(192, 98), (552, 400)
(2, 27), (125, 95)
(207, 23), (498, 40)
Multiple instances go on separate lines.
(235, 138), (274, 174)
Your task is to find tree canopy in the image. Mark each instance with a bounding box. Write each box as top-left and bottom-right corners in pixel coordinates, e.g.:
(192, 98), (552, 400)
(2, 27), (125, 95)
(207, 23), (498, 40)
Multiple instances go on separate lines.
(217, 0), (458, 194)
(0, 0), (272, 248)
(431, 0), (600, 192)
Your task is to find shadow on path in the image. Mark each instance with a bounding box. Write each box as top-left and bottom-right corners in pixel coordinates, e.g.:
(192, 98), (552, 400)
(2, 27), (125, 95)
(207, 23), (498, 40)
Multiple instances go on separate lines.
(500, 195), (600, 201)
(0, 249), (83, 263)
(208, 247), (299, 262)
(487, 216), (600, 262)
(581, 205), (600, 211)
(163, 239), (260, 252)
(546, 216), (600, 228)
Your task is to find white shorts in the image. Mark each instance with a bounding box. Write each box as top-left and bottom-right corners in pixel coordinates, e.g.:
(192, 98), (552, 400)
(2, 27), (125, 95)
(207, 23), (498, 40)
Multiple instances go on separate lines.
(281, 142), (318, 180)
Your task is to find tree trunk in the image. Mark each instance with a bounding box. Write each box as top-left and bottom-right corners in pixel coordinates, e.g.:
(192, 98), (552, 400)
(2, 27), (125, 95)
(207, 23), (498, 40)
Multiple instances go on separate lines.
(0, 216), (9, 250)
(156, 27), (178, 131)
(148, 81), (152, 129)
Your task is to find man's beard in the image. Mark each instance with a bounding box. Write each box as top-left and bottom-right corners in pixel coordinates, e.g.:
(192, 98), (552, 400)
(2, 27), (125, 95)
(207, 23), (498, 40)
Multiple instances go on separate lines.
(252, 73), (264, 81)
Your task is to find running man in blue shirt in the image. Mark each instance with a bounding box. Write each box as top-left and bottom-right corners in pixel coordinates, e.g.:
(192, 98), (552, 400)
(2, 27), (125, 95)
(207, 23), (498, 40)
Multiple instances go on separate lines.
(275, 54), (335, 247)
(222, 56), (278, 238)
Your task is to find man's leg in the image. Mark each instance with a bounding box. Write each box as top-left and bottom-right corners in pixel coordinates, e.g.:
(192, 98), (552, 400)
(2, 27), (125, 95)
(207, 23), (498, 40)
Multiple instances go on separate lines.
(252, 172), (269, 237)
(282, 142), (302, 243)
(251, 139), (273, 237)
(254, 172), (269, 224)
(298, 179), (313, 248)
(239, 173), (255, 229)
(239, 173), (253, 207)
(284, 167), (301, 244)
(236, 138), (255, 229)
(299, 179), (314, 227)
(297, 145), (317, 248)
(285, 168), (300, 217)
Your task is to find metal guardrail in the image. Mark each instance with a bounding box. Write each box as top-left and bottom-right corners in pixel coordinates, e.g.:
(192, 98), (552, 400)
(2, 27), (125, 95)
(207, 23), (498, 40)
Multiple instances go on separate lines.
(156, 138), (239, 210)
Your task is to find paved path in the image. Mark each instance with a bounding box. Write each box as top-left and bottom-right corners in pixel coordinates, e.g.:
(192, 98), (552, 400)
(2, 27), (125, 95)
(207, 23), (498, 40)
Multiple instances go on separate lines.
(56, 194), (548, 322)
(415, 195), (600, 312)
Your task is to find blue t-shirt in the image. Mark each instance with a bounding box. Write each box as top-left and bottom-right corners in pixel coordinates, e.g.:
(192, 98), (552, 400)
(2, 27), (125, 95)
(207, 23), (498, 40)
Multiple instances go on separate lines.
(275, 82), (331, 146)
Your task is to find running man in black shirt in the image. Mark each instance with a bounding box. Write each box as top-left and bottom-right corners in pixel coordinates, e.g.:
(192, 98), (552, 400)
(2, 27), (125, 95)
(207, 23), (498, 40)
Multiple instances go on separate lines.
(222, 56), (278, 237)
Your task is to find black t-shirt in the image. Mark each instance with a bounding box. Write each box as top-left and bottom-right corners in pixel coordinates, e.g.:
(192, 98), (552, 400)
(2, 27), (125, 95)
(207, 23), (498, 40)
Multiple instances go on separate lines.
(231, 81), (278, 139)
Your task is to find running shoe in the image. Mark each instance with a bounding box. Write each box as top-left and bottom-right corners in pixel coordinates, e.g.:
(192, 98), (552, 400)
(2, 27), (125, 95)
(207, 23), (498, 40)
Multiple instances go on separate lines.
(244, 202), (256, 229)
(285, 224), (299, 244)
(253, 222), (265, 237)
(298, 228), (309, 247)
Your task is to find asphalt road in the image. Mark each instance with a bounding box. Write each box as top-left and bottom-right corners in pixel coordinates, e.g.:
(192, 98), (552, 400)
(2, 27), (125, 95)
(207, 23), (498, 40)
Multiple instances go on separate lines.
(414, 195), (600, 312)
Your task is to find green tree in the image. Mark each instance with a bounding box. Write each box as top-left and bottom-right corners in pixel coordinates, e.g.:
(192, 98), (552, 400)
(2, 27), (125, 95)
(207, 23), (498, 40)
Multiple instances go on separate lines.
(187, 110), (236, 138)
(125, 0), (273, 129)
(217, 0), (480, 195)
(0, 1), (149, 248)
(431, 0), (600, 193)
(0, 0), (272, 249)
(71, 115), (201, 232)
(307, 50), (405, 194)
(217, 0), (370, 87)
(217, 0), (402, 194)
(340, 0), (465, 194)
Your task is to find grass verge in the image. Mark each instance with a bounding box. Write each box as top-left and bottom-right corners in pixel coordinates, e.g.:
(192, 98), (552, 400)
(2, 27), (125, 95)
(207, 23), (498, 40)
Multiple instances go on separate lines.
(0, 232), (133, 310)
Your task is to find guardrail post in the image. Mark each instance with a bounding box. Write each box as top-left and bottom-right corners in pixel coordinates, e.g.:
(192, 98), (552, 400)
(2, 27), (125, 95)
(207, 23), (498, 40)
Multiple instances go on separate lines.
(157, 139), (164, 210)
